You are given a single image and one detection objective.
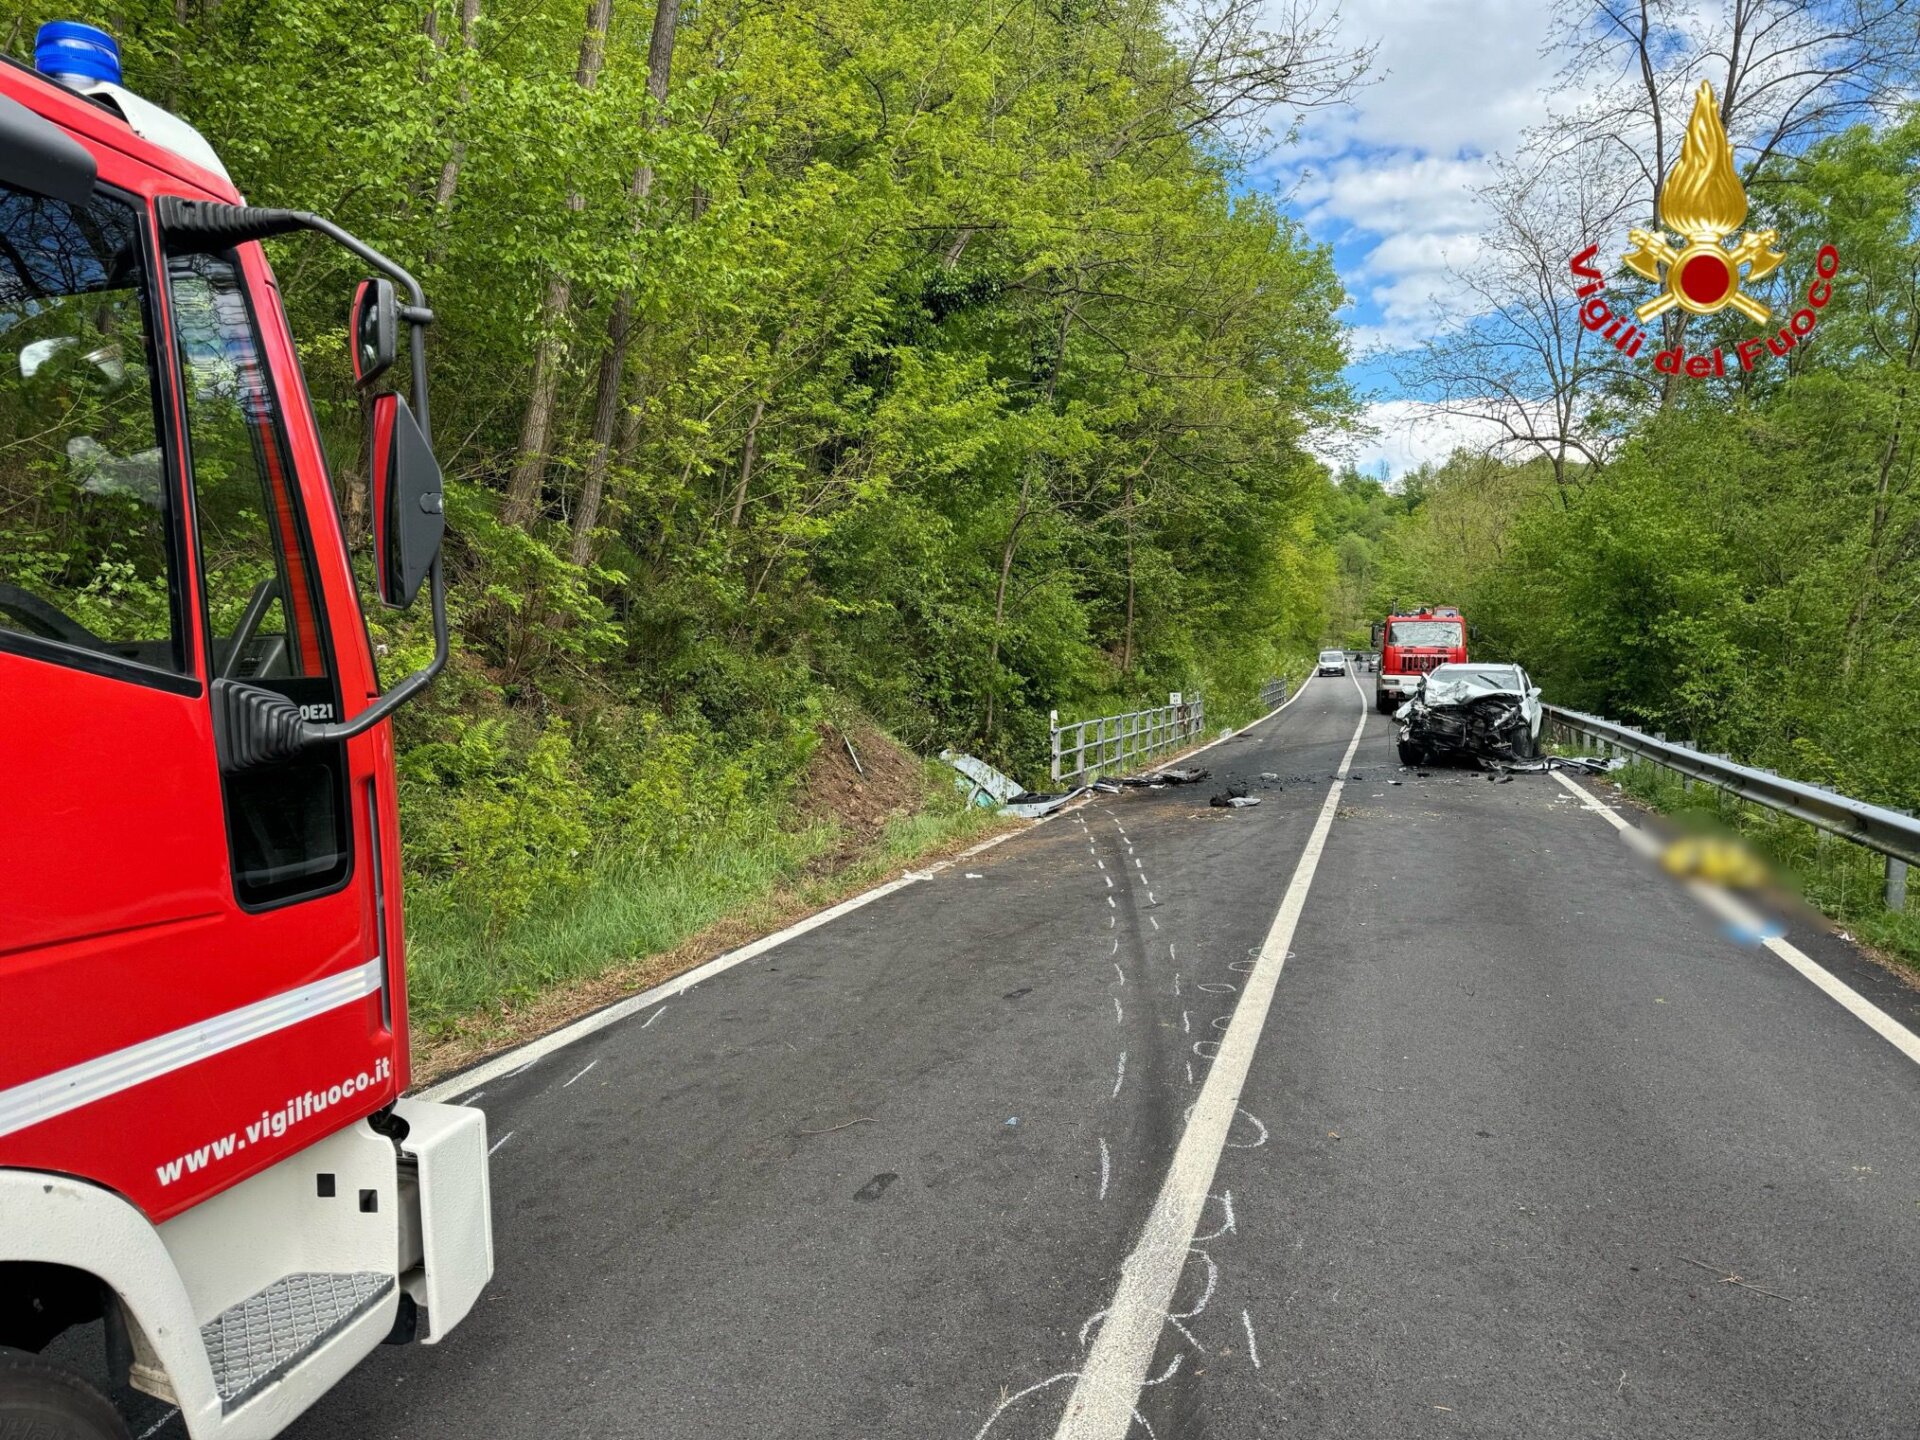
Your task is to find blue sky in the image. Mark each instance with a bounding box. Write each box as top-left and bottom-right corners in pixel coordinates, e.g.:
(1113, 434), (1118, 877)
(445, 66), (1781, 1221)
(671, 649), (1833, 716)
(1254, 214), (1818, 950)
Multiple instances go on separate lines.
(1247, 0), (1569, 478)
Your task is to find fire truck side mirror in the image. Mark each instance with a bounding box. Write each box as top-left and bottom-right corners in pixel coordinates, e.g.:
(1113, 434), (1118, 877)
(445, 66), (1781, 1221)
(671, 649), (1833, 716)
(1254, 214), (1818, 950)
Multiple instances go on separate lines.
(0, 93), (96, 204)
(350, 277), (397, 387)
(370, 392), (445, 609)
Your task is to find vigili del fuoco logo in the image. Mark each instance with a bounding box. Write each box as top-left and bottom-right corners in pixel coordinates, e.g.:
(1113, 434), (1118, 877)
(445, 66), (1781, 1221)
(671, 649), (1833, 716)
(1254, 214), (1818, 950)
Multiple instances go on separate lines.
(1568, 81), (1838, 377)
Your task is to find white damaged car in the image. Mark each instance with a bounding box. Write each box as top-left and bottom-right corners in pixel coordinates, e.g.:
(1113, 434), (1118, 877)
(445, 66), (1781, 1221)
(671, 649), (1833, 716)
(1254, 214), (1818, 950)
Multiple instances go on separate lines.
(1395, 662), (1543, 767)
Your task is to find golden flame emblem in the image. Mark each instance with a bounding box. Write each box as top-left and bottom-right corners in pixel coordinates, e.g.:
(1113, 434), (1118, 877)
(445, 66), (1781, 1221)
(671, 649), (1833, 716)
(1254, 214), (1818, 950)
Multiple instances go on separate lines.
(1622, 82), (1785, 323)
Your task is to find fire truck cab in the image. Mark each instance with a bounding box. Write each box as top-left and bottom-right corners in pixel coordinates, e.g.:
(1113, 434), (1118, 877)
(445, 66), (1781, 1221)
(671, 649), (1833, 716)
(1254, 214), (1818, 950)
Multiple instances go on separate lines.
(1375, 605), (1469, 712)
(1, 24), (490, 1440)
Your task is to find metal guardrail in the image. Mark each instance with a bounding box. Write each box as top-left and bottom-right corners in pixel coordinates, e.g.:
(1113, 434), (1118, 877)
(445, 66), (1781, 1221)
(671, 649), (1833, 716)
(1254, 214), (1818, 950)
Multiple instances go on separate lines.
(1543, 703), (1914, 910)
(1259, 678), (1289, 711)
(1050, 695), (1205, 785)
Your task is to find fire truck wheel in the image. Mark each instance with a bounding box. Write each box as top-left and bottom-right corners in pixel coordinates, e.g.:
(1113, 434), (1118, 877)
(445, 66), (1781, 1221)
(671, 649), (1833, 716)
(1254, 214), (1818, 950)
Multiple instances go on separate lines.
(0, 1350), (131, 1440)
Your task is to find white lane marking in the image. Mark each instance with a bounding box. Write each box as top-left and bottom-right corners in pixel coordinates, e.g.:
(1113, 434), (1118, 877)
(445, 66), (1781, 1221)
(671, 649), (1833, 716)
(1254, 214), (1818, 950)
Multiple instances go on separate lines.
(1052, 672), (1368, 1440)
(1099, 1137), (1112, 1200)
(1551, 770), (1920, 1068)
(487, 1130), (515, 1156)
(562, 1060), (598, 1088)
(1112, 1052), (1127, 1099)
(1241, 1310), (1261, 1369)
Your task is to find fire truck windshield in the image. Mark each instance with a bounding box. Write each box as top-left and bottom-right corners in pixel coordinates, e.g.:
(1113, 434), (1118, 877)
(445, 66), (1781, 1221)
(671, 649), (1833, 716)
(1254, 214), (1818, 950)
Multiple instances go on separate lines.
(0, 180), (181, 674)
(1389, 620), (1462, 647)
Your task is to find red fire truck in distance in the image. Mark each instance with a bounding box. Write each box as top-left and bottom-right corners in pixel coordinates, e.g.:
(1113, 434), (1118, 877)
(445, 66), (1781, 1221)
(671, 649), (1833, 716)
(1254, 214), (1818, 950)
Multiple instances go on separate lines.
(1, 24), (491, 1439)
(1375, 605), (1469, 712)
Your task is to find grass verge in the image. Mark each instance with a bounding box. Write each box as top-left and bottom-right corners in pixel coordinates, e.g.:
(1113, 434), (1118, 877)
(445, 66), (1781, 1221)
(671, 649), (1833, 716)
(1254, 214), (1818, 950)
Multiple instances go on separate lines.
(404, 774), (1015, 1085)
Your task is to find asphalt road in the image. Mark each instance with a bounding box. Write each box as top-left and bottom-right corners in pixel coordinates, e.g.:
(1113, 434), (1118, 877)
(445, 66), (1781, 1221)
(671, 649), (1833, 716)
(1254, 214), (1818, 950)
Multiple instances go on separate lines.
(140, 668), (1920, 1437)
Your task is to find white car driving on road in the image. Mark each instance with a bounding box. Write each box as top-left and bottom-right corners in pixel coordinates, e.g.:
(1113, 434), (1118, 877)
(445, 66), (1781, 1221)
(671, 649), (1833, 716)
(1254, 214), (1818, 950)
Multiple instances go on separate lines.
(1317, 649), (1348, 676)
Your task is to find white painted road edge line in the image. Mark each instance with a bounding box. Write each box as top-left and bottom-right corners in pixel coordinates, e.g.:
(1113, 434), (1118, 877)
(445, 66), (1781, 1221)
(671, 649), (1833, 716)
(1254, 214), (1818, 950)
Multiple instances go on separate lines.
(1052, 667), (1369, 1440)
(420, 868), (927, 1102)
(1549, 770), (1920, 1068)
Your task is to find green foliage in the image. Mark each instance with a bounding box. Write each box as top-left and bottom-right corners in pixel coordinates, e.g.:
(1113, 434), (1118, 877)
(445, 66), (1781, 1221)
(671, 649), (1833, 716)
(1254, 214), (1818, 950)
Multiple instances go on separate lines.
(6, 1), (1360, 1019)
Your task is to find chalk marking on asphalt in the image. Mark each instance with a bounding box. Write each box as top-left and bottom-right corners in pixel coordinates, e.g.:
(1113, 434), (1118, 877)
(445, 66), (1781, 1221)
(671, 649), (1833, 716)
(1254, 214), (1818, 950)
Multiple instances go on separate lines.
(1172, 974), (1181, 996)
(1193, 1040), (1220, 1059)
(1112, 1052), (1127, 1099)
(1185, 1060), (1194, 1086)
(1194, 1189), (1236, 1241)
(1168, 943), (1177, 962)
(1141, 1353), (1183, 1387)
(1107, 895), (1116, 909)
(1149, 916), (1159, 931)
(1550, 771), (1920, 1069)
(1225, 1108), (1269, 1149)
(464, 1090), (486, 1103)
(1146, 891), (1156, 904)
(1198, 983), (1236, 995)
(562, 1059), (598, 1088)
(1170, 1248), (1217, 1319)
(972, 1374), (1154, 1440)
(1106, 876), (1115, 889)
(487, 1130), (515, 1156)
(1113, 962), (1125, 984)
(1113, 996), (1125, 1024)
(1097, 860), (1106, 870)
(137, 1408), (178, 1439)
(640, 1006), (667, 1029)
(1241, 1310), (1261, 1369)
(1051, 669), (1368, 1440)
(1182, 1010), (1190, 1033)
(1099, 1137), (1112, 1200)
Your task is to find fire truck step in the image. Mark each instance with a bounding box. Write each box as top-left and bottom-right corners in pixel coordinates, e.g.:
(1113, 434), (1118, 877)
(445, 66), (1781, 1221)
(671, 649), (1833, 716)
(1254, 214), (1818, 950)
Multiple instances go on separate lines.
(201, 1271), (394, 1412)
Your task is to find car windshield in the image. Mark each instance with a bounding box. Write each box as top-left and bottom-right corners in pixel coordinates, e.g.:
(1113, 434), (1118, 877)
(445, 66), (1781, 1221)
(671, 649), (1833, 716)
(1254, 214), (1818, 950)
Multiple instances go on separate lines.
(1431, 666), (1520, 689)
(1390, 620), (1462, 646)
(1320, 650), (1343, 661)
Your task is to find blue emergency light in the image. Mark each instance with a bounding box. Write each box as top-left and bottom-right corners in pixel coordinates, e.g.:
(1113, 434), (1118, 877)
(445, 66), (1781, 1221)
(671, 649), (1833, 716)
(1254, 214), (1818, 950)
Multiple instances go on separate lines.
(35, 21), (123, 87)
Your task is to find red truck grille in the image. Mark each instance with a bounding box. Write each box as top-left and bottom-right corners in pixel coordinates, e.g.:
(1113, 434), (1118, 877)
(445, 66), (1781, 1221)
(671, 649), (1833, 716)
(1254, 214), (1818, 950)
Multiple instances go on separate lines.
(1398, 653), (1446, 673)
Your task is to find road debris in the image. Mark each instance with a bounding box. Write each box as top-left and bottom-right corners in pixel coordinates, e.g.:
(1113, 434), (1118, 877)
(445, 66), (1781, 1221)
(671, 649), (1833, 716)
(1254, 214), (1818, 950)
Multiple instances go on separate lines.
(939, 750), (1082, 817)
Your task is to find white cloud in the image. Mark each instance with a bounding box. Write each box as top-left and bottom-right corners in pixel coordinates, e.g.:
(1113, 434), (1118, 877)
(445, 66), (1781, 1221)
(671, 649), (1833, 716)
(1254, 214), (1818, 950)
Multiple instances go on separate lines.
(1259, 0), (1569, 365)
(1317, 400), (1512, 481)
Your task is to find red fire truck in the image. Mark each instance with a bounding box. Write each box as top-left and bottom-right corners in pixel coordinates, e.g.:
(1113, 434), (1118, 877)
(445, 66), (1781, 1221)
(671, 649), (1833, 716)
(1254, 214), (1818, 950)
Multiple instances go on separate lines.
(1, 24), (491, 1439)
(1375, 605), (1469, 712)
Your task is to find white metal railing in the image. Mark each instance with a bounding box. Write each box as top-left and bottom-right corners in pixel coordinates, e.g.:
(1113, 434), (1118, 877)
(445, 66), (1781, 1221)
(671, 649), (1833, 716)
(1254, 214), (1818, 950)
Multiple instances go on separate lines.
(1259, 678), (1289, 711)
(1543, 704), (1915, 911)
(1050, 694), (1205, 785)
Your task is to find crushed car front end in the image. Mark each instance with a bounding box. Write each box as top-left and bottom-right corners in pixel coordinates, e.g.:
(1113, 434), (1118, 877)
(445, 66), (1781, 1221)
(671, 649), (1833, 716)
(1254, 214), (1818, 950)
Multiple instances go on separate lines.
(1396, 666), (1542, 767)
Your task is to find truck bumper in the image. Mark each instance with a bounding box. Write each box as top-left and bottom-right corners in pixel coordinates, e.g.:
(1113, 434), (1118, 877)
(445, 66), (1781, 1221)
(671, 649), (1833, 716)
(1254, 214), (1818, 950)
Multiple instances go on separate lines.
(393, 1097), (494, 1342)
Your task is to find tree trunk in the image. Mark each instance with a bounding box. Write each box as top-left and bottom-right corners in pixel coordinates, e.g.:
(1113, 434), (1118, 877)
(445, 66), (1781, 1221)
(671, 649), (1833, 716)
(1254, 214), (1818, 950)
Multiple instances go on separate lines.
(567, 0), (682, 561)
(730, 398), (765, 528)
(430, 0), (482, 222)
(503, 0), (613, 530)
